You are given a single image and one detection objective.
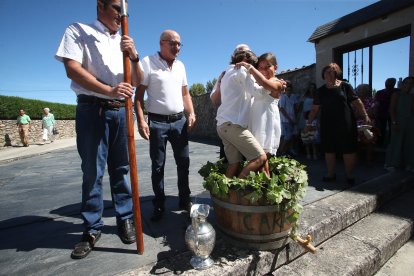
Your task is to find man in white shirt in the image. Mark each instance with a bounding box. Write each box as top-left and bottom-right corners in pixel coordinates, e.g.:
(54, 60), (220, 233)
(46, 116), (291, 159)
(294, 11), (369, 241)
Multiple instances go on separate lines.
(216, 48), (267, 178)
(55, 0), (143, 259)
(134, 30), (196, 222)
(210, 44), (250, 161)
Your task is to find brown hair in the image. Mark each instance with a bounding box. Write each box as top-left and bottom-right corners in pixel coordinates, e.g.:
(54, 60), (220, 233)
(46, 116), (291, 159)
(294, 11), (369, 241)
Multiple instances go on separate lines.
(231, 50), (257, 66)
(257, 52), (277, 68)
(321, 63), (342, 80)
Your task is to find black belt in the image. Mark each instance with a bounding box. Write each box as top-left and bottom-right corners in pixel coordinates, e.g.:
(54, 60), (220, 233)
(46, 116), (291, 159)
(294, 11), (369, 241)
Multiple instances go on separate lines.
(77, 95), (125, 109)
(148, 112), (184, 122)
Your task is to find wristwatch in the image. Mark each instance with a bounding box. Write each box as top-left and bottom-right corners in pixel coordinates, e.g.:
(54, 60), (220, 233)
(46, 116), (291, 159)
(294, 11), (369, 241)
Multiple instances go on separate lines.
(129, 54), (140, 63)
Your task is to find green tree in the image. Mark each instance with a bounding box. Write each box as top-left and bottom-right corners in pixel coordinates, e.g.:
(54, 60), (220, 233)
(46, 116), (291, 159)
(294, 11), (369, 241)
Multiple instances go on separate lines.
(189, 83), (206, 97)
(206, 78), (217, 93)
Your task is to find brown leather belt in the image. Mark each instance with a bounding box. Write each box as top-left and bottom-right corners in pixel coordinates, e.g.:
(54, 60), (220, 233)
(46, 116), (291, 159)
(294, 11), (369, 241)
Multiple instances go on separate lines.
(77, 95), (125, 109)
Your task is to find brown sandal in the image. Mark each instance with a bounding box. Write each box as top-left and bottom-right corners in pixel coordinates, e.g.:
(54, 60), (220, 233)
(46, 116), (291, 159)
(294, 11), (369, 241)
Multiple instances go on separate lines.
(71, 231), (101, 259)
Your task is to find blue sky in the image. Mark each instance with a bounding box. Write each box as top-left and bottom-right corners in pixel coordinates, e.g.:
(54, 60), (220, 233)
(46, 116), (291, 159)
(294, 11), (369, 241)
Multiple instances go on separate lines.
(0, 0), (409, 105)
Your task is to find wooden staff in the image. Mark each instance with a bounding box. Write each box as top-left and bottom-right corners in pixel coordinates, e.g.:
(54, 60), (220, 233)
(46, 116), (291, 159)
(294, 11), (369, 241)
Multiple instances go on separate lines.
(120, 0), (144, 254)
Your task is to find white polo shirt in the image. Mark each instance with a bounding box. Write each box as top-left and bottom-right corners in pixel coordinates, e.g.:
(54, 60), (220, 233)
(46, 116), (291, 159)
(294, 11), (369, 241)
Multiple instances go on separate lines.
(141, 53), (187, 115)
(216, 65), (268, 128)
(55, 20), (129, 100)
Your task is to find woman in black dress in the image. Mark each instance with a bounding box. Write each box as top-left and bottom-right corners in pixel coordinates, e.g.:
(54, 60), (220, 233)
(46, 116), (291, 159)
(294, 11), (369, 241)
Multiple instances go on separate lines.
(306, 63), (370, 185)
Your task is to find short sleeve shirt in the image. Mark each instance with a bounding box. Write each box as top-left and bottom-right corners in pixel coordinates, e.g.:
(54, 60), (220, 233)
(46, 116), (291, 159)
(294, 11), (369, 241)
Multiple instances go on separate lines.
(42, 113), (55, 127)
(141, 53), (187, 115)
(17, 114), (31, 125)
(55, 21), (129, 100)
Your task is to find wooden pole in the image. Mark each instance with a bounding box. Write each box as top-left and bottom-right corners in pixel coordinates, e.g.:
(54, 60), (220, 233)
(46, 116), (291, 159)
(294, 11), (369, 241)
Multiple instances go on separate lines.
(120, 0), (144, 255)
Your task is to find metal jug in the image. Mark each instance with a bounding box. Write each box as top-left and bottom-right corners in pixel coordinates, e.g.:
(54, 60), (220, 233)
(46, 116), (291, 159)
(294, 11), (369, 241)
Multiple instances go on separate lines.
(185, 204), (215, 270)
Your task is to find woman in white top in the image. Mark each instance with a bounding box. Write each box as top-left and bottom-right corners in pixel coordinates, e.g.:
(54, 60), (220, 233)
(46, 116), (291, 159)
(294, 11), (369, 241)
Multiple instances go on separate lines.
(41, 107), (55, 144)
(236, 53), (285, 173)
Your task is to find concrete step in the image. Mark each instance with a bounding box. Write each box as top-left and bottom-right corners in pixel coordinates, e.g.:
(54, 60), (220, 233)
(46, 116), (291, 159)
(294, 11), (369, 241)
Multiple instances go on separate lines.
(374, 239), (414, 276)
(274, 184), (414, 275)
(121, 171), (414, 276)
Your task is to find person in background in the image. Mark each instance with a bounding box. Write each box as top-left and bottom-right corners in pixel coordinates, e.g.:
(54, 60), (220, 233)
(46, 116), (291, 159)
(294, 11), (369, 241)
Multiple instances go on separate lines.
(41, 107), (55, 144)
(55, 0), (143, 259)
(278, 80), (298, 156)
(355, 84), (377, 165)
(300, 83), (319, 160)
(16, 109), (31, 147)
(385, 76), (414, 172)
(374, 78), (399, 147)
(306, 63), (370, 185)
(210, 70), (227, 161)
(134, 29), (196, 222)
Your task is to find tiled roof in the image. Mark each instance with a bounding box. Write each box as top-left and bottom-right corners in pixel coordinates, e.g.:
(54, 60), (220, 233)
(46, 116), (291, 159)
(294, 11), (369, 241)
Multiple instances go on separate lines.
(308, 0), (414, 42)
(278, 64), (315, 75)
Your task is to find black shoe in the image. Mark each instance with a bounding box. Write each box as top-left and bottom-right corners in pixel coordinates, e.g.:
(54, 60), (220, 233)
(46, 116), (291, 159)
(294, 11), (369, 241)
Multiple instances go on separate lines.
(117, 219), (136, 244)
(150, 207), (164, 222)
(346, 178), (355, 186)
(71, 231), (101, 259)
(322, 175), (336, 182)
(178, 200), (193, 213)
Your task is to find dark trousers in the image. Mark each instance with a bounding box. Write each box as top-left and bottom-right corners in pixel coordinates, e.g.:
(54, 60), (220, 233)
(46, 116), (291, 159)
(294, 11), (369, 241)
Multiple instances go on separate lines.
(377, 117), (391, 147)
(148, 116), (190, 208)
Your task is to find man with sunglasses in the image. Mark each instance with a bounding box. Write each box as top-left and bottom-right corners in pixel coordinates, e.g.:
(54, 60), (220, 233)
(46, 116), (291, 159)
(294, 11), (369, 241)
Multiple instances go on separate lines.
(135, 30), (196, 222)
(55, 0), (143, 259)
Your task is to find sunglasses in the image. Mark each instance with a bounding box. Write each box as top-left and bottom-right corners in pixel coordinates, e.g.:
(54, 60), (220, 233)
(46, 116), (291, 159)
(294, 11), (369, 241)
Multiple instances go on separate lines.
(162, 40), (183, 47)
(110, 4), (129, 16)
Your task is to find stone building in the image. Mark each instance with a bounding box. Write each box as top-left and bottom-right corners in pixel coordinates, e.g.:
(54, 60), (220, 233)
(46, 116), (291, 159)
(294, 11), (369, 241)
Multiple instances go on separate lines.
(308, 0), (414, 88)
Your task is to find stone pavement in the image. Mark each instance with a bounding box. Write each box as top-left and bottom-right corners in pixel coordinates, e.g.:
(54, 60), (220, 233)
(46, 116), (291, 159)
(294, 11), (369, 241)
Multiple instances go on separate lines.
(0, 137), (405, 275)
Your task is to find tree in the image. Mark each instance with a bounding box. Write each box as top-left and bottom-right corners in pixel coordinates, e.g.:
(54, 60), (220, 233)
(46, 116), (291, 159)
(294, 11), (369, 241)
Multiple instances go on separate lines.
(189, 83), (206, 97)
(206, 78), (217, 93)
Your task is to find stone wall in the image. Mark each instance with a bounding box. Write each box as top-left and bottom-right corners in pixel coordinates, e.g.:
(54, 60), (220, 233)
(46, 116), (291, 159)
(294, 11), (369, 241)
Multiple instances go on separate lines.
(277, 63), (316, 97)
(0, 120), (76, 147)
(188, 93), (219, 140)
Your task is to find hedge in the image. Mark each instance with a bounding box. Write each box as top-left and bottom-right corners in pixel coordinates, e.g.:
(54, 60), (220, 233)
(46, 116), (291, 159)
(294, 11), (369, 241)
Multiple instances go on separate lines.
(0, 95), (76, 120)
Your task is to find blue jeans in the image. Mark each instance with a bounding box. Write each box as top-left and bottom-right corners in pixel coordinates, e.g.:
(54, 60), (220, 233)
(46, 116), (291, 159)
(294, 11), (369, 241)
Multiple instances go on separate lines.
(148, 116), (190, 208)
(76, 103), (133, 234)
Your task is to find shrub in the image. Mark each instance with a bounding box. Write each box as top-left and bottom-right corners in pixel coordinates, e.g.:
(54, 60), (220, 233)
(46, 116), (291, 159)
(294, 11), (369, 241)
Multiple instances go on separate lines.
(0, 95), (76, 119)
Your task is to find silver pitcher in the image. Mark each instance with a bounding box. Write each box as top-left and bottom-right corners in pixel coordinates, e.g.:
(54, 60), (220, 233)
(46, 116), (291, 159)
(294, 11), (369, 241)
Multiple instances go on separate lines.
(185, 204), (216, 270)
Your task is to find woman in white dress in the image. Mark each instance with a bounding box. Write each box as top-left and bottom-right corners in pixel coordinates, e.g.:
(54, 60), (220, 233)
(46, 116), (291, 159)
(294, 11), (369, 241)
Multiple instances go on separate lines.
(236, 53), (285, 173)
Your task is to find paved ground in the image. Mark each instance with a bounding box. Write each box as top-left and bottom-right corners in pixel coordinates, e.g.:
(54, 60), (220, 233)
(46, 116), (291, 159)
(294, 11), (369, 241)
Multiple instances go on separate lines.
(0, 137), (391, 275)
